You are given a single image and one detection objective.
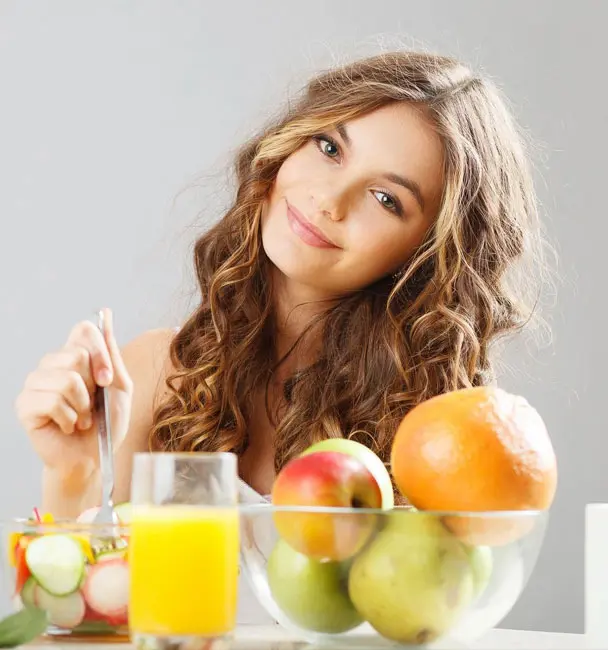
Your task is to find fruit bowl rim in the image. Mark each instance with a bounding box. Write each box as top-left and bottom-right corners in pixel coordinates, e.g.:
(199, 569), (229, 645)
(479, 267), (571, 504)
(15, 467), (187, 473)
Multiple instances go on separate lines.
(238, 503), (549, 518)
(5, 505), (550, 528)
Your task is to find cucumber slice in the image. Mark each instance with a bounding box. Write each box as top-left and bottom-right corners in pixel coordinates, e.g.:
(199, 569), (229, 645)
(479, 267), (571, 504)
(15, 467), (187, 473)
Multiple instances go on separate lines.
(35, 586), (85, 629)
(20, 578), (37, 608)
(96, 549), (127, 563)
(114, 502), (132, 524)
(25, 535), (85, 596)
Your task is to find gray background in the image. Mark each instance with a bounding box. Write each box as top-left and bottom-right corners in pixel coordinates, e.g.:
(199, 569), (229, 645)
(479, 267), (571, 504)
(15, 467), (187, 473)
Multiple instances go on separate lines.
(0, 0), (604, 635)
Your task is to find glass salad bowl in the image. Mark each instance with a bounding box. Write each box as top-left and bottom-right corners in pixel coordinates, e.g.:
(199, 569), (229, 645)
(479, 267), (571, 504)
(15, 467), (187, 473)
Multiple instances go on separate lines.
(2, 504), (131, 639)
(239, 504), (549, 648)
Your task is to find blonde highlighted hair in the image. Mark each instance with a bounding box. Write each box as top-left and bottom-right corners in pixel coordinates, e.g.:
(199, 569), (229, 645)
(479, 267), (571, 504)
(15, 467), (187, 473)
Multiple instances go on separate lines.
(150, 50), (551, 482)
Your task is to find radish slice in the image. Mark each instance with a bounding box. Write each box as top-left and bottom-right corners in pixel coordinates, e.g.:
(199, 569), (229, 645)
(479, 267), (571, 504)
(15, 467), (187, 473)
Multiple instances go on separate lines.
(105, 610), (129, 627)
(84, 603), (105, 622)
(76, 506), (100, 524)
(35, 585), (85, 629)
(77, 503), (131, 524)
(83, 559), (129, 619)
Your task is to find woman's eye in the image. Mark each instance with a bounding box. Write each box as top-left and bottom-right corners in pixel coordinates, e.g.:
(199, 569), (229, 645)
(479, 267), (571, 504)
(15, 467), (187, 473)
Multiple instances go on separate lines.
(314, 136), (340, 159)
(373, 190), (402, 215)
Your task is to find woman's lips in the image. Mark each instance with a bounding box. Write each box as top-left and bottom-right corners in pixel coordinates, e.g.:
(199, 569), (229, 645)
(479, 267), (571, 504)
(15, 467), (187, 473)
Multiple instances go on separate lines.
(286, 202), (340, 249)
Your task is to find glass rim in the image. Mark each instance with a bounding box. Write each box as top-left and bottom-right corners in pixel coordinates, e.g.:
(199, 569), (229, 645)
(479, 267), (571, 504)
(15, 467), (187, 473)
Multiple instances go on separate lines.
(237, 503), (549, 518)
(7, 518), (130, 530)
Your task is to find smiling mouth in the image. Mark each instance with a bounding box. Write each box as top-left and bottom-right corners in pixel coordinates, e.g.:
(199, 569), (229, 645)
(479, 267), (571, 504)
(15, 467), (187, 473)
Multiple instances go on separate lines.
(286, 201), (340, 249)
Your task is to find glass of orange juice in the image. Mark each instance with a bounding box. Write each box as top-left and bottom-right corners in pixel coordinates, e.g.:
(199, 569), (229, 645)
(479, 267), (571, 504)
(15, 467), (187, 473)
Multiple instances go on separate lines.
(128, 452), (239, 647)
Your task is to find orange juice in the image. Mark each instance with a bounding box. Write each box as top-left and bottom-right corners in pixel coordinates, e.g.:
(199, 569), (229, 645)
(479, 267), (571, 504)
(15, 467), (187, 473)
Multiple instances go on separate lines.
(129, 504), (239, 637)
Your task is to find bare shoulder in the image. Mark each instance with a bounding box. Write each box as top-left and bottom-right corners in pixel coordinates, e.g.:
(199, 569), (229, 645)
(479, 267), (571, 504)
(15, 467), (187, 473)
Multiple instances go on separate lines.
(122, 326), (176, 363)
(122, 327), (176, 383)
(121, 326), (179, 416)
(112, 326), (179, 502)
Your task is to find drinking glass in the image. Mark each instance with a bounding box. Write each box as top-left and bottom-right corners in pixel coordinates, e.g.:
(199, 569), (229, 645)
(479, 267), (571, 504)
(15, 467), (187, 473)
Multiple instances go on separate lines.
(129, 452), (239, 648)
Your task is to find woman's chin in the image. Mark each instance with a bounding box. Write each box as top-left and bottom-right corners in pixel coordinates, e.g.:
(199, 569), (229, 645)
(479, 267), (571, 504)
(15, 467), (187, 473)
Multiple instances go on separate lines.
(272, 261), (327, 289)
(262, 231), (352, 297)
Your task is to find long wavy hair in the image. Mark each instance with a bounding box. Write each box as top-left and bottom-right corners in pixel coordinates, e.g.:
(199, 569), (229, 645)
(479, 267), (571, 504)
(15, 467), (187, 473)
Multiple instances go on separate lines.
(150, 50), (551, 480)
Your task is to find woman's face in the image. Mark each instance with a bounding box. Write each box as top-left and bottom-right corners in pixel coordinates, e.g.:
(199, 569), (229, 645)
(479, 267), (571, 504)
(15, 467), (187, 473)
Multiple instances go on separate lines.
(261, 102), (445, 298)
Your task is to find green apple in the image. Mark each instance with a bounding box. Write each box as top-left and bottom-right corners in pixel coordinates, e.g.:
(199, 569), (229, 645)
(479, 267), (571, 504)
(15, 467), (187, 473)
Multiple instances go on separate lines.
(301, 439), (394, 509)
(267, 538), (363, 634)
(348, 511), (476, 645)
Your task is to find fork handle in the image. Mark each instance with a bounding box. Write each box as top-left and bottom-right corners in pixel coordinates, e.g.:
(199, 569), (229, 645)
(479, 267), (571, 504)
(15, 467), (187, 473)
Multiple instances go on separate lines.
(96, 384), (114, 506)
(96, 311), (114, 507)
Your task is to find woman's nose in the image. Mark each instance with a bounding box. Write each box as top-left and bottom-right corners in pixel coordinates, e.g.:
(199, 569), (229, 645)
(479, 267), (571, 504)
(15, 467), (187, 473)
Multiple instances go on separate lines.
(311, 188), (345, 222)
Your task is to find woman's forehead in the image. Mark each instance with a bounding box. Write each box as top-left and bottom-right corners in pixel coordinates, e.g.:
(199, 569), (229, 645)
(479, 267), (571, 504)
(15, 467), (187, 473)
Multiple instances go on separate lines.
(339, 104), (445, 215)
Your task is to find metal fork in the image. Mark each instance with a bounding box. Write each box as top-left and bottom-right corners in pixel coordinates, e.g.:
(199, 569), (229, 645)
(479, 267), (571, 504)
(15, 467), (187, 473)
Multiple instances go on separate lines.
(92, 309), (119, 526)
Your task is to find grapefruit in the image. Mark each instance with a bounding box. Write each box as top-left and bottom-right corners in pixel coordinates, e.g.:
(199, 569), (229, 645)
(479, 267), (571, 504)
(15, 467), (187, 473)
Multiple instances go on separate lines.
(390, 386), (557, 545)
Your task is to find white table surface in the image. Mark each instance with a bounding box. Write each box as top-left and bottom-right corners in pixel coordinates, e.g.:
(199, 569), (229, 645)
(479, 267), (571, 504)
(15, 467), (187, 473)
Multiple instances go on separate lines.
(24, 625), (597, 649)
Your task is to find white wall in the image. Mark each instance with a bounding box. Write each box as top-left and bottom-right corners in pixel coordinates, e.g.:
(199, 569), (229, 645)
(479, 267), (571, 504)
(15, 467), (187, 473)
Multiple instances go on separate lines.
(1, 0), (605, 634)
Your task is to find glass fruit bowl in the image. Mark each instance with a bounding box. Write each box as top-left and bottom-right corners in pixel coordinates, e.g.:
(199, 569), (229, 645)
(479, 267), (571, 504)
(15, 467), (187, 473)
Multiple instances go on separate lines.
(2, 513), (130, 640)
(240, 504), (549, 648)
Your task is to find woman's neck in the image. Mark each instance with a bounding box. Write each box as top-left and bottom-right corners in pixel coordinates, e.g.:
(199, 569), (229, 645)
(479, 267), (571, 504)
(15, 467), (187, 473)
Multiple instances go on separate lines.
(271, 270), (337, 372)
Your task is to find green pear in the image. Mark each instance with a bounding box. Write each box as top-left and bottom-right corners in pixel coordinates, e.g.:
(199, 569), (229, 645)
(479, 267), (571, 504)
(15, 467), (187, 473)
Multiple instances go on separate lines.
(467, 544), (493, 599)
(348, 511), (477, 645)
(267, 538), (363, 633)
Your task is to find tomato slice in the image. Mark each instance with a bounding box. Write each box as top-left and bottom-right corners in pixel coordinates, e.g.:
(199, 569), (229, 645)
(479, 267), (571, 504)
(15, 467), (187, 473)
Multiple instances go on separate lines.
(14, 538), (32, 595)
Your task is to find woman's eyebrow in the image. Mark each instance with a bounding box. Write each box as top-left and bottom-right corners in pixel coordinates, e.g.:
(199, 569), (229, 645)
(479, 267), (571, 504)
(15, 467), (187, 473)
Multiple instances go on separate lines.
(382, 172), (425, 211)
(336, 123), (352, 148)
(336, 123), (425, 212)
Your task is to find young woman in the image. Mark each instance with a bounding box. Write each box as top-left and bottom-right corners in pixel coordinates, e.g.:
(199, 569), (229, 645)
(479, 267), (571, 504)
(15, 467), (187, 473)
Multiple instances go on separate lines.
(15, 49), (548, 520)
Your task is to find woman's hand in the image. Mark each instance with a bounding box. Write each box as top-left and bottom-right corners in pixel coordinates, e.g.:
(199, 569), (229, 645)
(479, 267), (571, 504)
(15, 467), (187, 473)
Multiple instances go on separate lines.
(15, 308), (134, 473)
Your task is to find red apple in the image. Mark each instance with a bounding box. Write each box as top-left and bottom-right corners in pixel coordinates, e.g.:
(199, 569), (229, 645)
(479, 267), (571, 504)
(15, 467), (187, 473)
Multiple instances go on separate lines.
(301, 439), (394, 509)
(271, 451), (382, 561)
